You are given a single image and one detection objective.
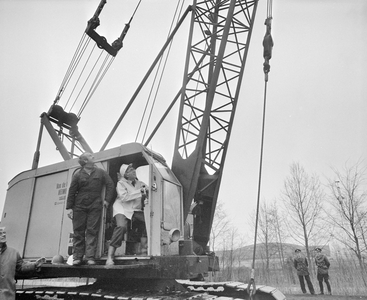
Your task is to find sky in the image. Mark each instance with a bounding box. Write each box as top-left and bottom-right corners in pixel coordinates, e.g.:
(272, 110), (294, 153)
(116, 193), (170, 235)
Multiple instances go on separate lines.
(0, 0), (366, 240)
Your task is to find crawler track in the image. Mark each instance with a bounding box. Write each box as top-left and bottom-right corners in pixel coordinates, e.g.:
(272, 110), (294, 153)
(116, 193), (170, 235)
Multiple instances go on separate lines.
(16, 280), (285, 300)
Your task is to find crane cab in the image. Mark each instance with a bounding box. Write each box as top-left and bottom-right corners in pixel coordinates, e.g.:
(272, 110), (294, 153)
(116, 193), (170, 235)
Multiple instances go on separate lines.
(1, 143), (184, 262)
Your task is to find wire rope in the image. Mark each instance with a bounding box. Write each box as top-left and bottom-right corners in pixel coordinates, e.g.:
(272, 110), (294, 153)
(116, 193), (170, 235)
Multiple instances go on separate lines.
(56, 0), (143, 115)
(54, 33), (90, 106)
(74, 51), (107, 115)
(78, 55), (115, 117)
(63, 37), (93, 110)
(140, 11), (184, 142)
(131, 0), (143, 20)
(142, 0), (187, 144)
(75, 0), (142, 118)
(136, 0), (185, 143)
(66, 43), (99, 112)
(267, 0), (273, 18)
(247, 0), (273, 298)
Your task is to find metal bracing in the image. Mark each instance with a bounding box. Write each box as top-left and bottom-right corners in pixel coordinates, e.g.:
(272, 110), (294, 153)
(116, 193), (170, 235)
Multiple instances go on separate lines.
(172, 0), (258, 248)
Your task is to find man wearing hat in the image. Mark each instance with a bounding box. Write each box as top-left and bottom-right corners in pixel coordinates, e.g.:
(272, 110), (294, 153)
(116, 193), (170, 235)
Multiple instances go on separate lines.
(315, 247), (331, 295)
(293, 248), (315, 294)
(0, 227), (45, 300)
(106, 163), (148, 265)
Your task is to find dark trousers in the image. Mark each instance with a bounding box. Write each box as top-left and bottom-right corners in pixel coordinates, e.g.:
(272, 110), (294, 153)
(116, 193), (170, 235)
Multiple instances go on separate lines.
(317, 273), (331, 293)
(298, 275), (315, 294)
(109, 212), (145, 248)
(73, 206), (102, 260)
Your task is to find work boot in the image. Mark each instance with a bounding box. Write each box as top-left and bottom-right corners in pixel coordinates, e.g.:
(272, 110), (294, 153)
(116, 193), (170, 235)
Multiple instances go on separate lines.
(105, 246), (115, 266)
(87, 259), (96, 265)
(73, 259), (82, 266)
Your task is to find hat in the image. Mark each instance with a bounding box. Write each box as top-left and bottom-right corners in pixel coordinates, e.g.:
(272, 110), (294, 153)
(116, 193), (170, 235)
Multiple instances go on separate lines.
(295, 249), (301, 253)
(315, 247), (322, 252)
(119, 164), (132, 176)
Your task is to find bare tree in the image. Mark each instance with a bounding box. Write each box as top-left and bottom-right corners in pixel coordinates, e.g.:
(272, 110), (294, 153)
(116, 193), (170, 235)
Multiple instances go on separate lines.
(255, 202), (279, 270)
(326, 161), (367, 280)
(281, 162), (325, 268)
(215, 226), (238, 281)
(269, 202), (288, 268)
(210, 201), (231, 252)
(250, 200), (288, 274)
(235, 235), (249, 280)
(227, 227), (238, 281)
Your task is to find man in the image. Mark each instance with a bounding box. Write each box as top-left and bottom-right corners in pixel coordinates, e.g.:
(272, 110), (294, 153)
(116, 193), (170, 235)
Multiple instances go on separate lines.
(106, 164), (148, 265)
(315, 247), (332, 295)
(293, 249), (315, 295)
(0, 227), (45, 300)
(66, 152), (114, 265)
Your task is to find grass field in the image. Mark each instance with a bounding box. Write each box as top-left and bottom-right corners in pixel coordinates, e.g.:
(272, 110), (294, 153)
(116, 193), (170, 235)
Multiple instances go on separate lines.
(214, 255), (367, 300)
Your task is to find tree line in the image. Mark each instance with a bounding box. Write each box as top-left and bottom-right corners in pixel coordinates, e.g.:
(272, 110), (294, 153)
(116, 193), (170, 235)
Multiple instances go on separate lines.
(209, 161), (367, 293)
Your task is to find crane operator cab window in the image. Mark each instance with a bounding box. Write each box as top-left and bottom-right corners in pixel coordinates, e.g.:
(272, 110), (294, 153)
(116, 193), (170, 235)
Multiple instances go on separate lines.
(104, 162), (149, 257)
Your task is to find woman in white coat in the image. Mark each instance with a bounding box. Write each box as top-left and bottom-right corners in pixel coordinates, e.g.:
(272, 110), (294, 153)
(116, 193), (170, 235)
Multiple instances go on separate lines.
(106, 164), (148, 265)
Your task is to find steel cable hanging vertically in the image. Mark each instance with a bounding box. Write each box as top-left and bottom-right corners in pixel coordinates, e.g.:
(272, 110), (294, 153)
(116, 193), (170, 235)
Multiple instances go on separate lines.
(247, 0), (274, 298)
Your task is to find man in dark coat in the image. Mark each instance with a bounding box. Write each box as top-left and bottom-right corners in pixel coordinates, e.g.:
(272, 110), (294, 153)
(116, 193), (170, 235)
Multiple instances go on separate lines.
(315, 247), (332, 295)
(66, 152), (114, 265)
(293, 249), (315, 294)
(0, 227), (45, 300)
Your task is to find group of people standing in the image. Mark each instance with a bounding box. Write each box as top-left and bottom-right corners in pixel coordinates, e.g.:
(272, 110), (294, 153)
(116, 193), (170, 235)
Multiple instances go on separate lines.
(66, 152), (148, 266)
(294, 247), (332, 295)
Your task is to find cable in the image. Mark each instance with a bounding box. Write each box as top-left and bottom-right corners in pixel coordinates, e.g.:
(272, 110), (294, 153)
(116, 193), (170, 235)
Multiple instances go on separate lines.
(54, 33), (91, 107)
(131, 0), (143, 20)
(267, 0), (273, 18)
(78, 55), (115, 117)
(136, 0), (185, 143)
(247, 1), (273, 298)
(247, 79), (268, 299)
(75, 0), (142, 118)
(56, 0), (143, 115)
(67, 43), (99, 112)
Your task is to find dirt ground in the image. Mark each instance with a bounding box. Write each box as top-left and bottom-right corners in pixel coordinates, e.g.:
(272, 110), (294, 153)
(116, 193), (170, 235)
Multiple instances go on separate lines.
(284, 294), (367, 300)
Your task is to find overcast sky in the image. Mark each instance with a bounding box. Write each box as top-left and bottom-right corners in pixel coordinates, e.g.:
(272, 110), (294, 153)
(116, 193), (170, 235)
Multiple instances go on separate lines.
(1, 0), (366, 239)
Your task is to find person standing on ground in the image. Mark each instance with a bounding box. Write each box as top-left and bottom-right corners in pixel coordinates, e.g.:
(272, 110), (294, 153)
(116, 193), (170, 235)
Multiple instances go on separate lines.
(315, 247), (332, 295)
(66, 152), (114, 266)
(106, 163), (148, 266)
(0, 227), (45, 300)
(293, 248), (315, 295)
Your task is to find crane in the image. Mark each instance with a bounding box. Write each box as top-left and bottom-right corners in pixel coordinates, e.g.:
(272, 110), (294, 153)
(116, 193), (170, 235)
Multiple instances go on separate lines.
(1, 1), (281, 299)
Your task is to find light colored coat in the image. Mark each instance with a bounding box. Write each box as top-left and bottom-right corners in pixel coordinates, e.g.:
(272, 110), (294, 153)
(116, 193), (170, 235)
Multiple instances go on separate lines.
(112, 177), (146, 220)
